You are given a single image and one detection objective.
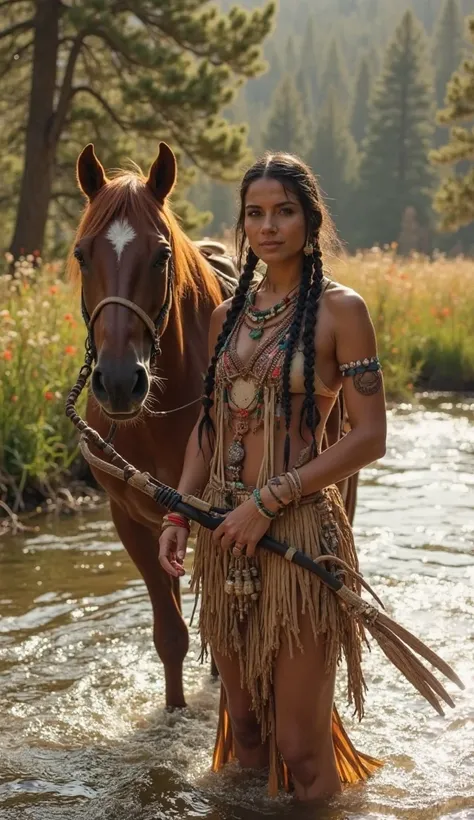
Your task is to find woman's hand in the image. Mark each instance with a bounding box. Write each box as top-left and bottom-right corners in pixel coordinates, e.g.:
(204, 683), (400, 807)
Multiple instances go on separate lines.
(158, 526), (189, 577)
(212, 492), (276, 558)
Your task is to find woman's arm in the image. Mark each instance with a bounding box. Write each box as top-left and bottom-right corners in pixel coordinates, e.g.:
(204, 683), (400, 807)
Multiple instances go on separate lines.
(286, 289), (387, 497)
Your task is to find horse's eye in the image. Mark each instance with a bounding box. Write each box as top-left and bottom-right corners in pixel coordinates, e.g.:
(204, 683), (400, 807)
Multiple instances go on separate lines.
(153, 248), (171, 268)
(74, 247), (85, 266)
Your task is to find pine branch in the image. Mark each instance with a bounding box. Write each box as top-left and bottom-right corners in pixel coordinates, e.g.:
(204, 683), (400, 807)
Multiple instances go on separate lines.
(0, 20), (34, 40)
(51, 32), (89, 144)
(69, 85), (129, 130)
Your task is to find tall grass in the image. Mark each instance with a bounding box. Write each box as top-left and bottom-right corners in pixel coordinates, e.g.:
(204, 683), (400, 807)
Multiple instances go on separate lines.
(0, 255), (86, 509)
(333, 248), (474, 396)
(0, 249), (473, 509)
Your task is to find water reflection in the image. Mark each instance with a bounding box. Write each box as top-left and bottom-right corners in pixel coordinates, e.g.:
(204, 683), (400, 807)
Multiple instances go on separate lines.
(0, 397), (473, 819)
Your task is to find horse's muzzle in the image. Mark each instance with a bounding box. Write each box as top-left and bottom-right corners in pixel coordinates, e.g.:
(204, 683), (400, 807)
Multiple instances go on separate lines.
(91, 353), (149, 415)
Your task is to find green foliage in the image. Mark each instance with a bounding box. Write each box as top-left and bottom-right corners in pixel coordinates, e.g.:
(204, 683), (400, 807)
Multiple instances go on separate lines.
(350, 56), (372, 145)
(319, 38), (350, 107)
(431, 16), (474, 230)
(309, 93), (359, 241)
(263, 74), (308, 156)
(357, 11), (435, 249)
(0, 0), (275, 253)
(0, 256), (87, 509)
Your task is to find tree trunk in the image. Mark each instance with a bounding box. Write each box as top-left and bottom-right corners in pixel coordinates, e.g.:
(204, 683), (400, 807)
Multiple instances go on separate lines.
(10, 0), (60, 258)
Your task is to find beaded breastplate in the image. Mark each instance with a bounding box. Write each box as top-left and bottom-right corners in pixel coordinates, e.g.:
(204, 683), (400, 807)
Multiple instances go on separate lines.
(215, 291), (297, 488)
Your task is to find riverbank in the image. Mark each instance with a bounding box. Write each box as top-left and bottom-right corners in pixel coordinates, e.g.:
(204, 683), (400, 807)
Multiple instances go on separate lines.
(1, 250), (474, 513)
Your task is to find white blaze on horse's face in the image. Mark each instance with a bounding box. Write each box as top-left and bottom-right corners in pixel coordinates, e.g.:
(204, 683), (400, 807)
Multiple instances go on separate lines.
(105, 218), (136, 262)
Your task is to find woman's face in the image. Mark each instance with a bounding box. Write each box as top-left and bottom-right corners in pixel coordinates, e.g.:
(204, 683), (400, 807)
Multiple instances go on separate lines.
(243, 177), (307, 265)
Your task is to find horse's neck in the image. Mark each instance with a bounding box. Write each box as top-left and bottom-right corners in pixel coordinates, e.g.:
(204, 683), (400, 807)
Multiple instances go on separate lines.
(148, 291), (212, 409)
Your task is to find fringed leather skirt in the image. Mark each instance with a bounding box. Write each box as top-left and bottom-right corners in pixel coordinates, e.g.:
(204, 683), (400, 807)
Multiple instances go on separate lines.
(191, 477), (382, 795)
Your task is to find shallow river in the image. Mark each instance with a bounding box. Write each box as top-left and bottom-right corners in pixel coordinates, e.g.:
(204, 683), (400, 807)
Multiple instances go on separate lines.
(1, 396), (473, 820)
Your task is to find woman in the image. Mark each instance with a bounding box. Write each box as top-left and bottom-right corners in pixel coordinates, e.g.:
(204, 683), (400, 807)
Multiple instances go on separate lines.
(158, 153), (386, 802)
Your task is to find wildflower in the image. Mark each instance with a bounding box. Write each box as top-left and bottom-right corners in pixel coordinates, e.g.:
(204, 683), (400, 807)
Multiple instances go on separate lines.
(64, 313), (74, 322)
(49, 285), (58, 295)
(0, 309), (10, 318)
(440, 307), (451, 317)
(4, 252), (14, 263)
(27, 254), (34, 262)
(2, 349), (12, 360)
(64, 345), (77, 355)
(44, 391), (54, 401)
(11, 394), (18, 403)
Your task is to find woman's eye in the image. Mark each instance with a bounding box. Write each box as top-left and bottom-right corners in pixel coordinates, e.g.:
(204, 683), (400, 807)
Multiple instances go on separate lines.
(74, 247), (85, 266)
(280, 207), (294, 215)
(246, 210), (261, 218)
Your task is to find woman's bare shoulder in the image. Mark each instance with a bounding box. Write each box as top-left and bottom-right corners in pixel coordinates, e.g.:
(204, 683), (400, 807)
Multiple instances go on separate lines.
(322, 279), (370, 323)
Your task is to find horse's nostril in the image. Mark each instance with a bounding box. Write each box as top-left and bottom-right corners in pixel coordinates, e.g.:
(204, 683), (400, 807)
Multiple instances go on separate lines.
(131, 366), (149, 402)
(92, 367), (108, 401)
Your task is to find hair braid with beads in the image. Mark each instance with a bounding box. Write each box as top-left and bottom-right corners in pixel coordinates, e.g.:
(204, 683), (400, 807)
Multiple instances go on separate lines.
(198, 248), (258, 448)
(299, 242), (325, 457)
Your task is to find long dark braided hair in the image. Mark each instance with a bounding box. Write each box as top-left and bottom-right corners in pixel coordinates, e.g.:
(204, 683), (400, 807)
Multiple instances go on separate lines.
(198, 152), (338, 465)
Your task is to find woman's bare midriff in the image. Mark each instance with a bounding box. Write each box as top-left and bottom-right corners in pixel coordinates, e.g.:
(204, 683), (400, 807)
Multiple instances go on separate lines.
(221, 393), (338, 487)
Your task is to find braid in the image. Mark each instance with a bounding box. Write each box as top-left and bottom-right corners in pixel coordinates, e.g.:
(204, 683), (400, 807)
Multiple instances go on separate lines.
(280, 253), (313, 471)
(198, 248), (258, 449)
(300, 241), (324, 456)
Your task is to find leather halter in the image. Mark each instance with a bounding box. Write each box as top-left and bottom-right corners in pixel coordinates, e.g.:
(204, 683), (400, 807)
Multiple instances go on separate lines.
(80, 256), (175, 361)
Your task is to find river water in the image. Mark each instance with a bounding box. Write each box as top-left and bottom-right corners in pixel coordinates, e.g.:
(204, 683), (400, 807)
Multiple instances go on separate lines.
(1, 396), (473, 820)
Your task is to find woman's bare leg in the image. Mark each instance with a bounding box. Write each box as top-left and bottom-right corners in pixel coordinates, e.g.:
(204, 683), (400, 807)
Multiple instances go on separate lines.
(211, 646), (268, 769)
(273, 615), (341, 802)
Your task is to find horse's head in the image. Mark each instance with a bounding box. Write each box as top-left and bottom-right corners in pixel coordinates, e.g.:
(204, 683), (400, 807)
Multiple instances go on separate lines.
(70, 142), (180, 420)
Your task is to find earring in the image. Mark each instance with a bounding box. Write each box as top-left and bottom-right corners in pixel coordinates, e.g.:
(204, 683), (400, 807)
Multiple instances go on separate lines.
(303, 242), (314, 256)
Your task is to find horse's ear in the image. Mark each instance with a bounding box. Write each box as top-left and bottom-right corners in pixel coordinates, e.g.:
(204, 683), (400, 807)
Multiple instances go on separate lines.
(146, 142), (177, 202)
(77, 144), (107, 200)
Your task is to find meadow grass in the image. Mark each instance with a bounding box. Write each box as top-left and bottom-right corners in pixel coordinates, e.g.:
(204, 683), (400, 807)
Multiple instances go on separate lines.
(333, 248), (474, 396)
(0, 255), (86, 509)
(0, 249), (473, 509)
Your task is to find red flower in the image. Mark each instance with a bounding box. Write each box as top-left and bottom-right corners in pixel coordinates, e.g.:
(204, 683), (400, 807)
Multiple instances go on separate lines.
(44, 391), (54, 401)
(11, 394), (18, 403)
(64, 345), (77, 356)
(2, 349), (12, 361)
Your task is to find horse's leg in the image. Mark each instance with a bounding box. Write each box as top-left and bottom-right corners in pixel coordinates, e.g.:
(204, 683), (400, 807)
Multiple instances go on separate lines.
(110, 500), (188, 708)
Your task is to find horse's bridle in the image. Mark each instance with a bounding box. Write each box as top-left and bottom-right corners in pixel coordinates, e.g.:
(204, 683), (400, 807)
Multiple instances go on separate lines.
(80, 255), (175, 363)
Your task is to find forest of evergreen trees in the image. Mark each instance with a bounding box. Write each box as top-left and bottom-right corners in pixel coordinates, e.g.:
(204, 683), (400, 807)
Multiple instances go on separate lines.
(194, 0), (474, 254)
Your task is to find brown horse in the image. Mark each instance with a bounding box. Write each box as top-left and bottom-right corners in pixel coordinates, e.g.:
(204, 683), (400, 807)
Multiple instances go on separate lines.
(69, 142), (236, 708)
(69, 141), (358, 711)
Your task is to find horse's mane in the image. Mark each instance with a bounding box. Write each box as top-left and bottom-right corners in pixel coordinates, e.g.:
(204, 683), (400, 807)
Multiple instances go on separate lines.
(67, 169), (223, 312)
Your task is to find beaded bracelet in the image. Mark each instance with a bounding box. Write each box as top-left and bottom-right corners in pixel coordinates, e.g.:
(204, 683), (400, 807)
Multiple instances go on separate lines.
(283, 470), (302, 506)
(252, 487), (277, 520)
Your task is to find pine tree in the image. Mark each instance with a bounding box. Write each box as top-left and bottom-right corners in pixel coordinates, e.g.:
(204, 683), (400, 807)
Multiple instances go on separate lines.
(309, 92), (359, 242)
(350, 56), (371, 145)
(431, 16), (474, 231)
(432, 0), (464, 146)
(0, 0), (274, 256)
(357, 11), (435, 249)
(319, 38), (350, 107)
(296, 16), (319, 115)
(264, 75), (308, 156)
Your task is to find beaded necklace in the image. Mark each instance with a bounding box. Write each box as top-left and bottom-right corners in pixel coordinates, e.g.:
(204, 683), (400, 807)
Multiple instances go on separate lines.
(218, 298), (297, 488)
(244, 285), (298, 339)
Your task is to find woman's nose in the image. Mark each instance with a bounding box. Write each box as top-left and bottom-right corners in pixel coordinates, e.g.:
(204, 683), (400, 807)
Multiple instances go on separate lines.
(261, 216), (277, 233)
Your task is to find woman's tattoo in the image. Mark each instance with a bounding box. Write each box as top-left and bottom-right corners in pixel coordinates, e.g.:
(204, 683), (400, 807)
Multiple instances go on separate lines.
(354, 369), (382, 396)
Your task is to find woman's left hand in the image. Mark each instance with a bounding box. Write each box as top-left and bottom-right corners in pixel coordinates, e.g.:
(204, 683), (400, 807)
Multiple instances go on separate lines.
(212, 496), (273, 558)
